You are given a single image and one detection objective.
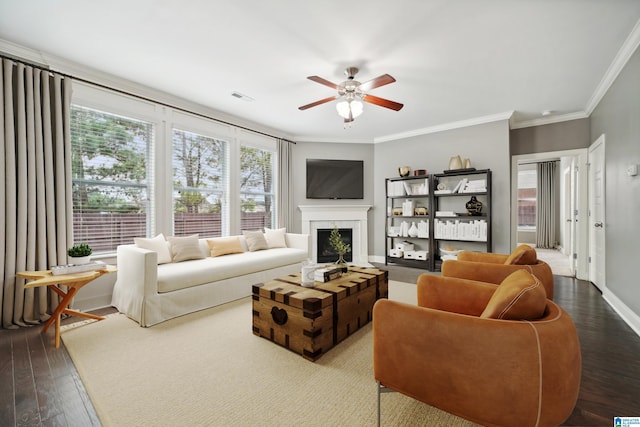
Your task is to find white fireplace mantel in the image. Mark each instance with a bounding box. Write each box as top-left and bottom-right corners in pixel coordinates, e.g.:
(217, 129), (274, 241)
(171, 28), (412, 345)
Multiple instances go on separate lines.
(299, 205), (372, 266)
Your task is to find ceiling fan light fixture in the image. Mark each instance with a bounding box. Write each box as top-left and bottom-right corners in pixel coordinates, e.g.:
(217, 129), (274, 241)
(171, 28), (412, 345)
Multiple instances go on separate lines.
(336, 99), (363, 119)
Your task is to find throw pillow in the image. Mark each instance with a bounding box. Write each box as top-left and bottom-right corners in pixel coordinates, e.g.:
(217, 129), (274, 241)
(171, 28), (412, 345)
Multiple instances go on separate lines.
(480, 270), (547, 320)
(504, 244), (537, 265)
(264, 227), (287, 248)
(134, 233), (172, 264)
(243, 230), (269, 252)
(167, 234), (205, 263)
(207, 236), (244, 257)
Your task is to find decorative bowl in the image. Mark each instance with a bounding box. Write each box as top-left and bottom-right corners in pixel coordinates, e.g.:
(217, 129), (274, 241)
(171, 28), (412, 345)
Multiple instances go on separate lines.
(440, 248), (462, 257)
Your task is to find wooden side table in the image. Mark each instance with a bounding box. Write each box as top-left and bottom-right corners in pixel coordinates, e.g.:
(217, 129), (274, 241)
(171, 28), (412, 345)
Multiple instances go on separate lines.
(17, 265), (116, 348)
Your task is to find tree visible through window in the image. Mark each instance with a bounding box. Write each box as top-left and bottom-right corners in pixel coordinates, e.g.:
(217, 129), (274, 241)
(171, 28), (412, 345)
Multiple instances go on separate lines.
(240, 145), (275, 231)
(70, 105), (152, 253)
(172, 129), (227, 237)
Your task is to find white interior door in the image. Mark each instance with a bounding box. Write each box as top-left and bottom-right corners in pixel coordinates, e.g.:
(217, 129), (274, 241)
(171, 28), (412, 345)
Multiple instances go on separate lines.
(588, 135), (606, 290)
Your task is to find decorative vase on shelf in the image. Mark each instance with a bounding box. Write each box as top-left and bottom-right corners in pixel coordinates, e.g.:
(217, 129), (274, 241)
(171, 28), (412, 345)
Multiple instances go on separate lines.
(408, 222), (419, 237)
(400, 221), (409, 237)
(464, 158), (472, 169)
(449, 155), (462, 170)
(466, 196), (483, 216)
(398, 166), (411, 177)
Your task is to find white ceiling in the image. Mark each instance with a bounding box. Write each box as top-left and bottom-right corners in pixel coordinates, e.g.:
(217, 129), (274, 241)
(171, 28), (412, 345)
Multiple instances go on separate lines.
(1, 0), (640, 143)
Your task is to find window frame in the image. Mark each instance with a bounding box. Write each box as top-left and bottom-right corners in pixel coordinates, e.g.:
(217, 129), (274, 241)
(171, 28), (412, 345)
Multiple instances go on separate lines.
(70, 83), (280, 255)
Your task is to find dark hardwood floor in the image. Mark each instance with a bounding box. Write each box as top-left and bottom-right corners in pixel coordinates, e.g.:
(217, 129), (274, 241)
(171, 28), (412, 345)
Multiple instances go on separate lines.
(1, 274), (639, 426)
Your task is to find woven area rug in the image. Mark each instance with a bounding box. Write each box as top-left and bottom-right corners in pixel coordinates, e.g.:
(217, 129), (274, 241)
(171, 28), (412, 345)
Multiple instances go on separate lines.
(62, 281), (478, 427)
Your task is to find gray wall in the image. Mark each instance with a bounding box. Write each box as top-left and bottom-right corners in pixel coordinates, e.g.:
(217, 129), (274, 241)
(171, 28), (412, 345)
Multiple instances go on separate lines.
(373, 120), (512, 258)
(510, 118), (590, 154)
(289, 121), (511, 261)
(290, 141), (375, 234)
(590, 46), (640, 317)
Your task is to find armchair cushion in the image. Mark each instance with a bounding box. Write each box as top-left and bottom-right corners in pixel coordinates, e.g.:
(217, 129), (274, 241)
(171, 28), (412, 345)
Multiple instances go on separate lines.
(504, 244), (537, 265)
(481, 270), (547, 320)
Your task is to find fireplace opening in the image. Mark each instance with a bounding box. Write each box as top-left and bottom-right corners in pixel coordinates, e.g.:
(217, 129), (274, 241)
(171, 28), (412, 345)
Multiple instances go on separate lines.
(316, 228), (353, 264)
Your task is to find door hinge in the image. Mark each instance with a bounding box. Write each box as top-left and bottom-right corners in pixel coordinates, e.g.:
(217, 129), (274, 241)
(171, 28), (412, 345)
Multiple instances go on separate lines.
(588, 256), (591, 263)
(573, 253), (577, 260)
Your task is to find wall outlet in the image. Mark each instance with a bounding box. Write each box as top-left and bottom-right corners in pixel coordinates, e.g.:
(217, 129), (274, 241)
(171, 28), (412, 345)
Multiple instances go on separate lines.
(627, 164), (638, 177)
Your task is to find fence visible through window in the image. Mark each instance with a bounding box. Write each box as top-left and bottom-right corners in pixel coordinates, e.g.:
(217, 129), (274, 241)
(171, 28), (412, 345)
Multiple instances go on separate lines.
(73, 212), (271, 253)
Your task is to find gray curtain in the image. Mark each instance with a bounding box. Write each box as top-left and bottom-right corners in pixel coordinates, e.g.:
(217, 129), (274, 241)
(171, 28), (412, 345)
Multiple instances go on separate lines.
(1, 59), (73, 329)
(276, 138), (294, 230)
(536, 161), (558, 249)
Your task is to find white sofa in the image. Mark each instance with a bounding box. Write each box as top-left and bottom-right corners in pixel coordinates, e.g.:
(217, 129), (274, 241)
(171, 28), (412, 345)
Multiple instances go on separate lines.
(111, 233), (309, 327)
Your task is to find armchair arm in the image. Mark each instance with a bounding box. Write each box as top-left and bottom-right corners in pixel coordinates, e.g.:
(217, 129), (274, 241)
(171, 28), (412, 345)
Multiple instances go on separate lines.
(416, 274), (496, 316)
(457, 250), (508, 263)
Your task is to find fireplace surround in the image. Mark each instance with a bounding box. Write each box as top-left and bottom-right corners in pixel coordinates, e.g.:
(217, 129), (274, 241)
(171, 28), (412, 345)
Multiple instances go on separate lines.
(299, 205), (372, 266)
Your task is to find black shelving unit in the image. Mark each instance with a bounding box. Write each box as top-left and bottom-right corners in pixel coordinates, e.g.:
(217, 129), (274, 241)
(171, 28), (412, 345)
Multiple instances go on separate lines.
(432, 169), (492, 271)
(385, 174), (434, 270)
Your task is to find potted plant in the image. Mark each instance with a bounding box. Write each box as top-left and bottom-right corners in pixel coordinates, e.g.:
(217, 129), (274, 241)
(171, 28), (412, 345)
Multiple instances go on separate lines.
(329, 226), (350, 271)
(68, 243), (93, 265)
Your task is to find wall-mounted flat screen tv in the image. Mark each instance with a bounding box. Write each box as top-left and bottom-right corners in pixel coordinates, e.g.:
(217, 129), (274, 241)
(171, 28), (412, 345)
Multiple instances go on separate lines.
(306, 159), (364, 199)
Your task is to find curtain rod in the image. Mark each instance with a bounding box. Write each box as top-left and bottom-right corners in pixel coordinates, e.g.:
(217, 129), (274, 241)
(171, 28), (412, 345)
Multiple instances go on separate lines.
(517, 158), (560, 166)
(1, 52), (296, 145)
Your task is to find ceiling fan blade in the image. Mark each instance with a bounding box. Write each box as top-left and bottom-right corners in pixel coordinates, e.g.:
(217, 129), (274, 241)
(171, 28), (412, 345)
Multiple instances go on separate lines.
(362, 94), (404, 111)
(298, 95), (339, 110)
(357, 74), (396, 92)
(307, 75), (341, 90)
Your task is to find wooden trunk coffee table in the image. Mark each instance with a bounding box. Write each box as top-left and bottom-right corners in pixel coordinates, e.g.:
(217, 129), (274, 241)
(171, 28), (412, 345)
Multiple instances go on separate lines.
(252, 266), (388, 361)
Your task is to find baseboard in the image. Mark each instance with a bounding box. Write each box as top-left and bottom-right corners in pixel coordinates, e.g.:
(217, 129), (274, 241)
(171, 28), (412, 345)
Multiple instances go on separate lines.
(369, 255), (385, 264)
(73, 295), (113, 312)
(603, 288), (640, 338)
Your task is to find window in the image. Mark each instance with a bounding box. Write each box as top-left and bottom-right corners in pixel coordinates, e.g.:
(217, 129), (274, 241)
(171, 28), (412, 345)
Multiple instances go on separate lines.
(172, 129), (228, 237)
(70, 105), (153, 253)
(240, 145), (275, 231)
(517, 168), (537, 229)
(70, 82), (280, 251)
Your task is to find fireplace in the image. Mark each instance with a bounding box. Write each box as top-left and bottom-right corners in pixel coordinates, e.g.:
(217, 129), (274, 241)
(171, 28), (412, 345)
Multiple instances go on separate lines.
(298, 205), (372, 266)
(316, 228), (353, 264)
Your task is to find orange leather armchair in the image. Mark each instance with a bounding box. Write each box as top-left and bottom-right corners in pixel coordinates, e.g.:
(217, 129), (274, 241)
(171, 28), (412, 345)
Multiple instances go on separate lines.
(441, 245), (555, 299)
(373, 272), (581, 427)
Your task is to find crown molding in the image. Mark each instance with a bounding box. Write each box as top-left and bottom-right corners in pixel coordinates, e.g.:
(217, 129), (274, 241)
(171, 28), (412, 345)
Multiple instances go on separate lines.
(292, 135), (374, 144)
(373, 111), (514, 143)
(0, 38), (291, 142)
(509, 111), (589, 130)
(585, 18), (640, 115)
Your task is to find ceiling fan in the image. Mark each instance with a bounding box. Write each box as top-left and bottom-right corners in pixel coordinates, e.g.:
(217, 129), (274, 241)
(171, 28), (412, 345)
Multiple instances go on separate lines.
(298, 67), (404, 124)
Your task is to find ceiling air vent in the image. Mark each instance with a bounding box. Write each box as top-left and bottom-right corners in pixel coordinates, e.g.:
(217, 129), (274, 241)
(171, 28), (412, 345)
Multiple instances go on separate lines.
(231, 91), (255, 102)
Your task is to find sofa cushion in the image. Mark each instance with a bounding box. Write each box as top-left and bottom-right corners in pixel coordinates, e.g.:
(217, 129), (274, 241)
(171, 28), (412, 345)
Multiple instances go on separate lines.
(264, 227), (287, 248)
(480, 270), (547, 320)
(504, 244), (537, 265)
(168, 234), (205, 262)
(243, 230), (269, 251)
(207, 236), (244, 257)
(156, 247), (308, 293)
(134, 234), (172, 264)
